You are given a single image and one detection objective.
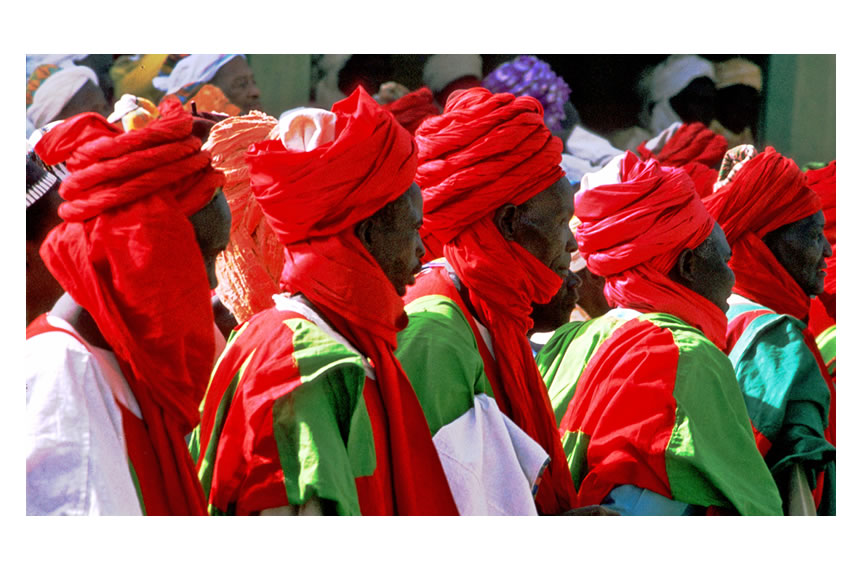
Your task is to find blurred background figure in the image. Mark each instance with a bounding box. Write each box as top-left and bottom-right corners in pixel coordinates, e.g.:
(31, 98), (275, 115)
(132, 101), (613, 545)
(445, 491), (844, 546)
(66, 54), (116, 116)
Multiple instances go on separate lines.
(710, 57), (763, 149)
(27, 65), (111, 136)
(422, 54), (483, 109)
(311, 54), (394, 110)
(152, 54), (262, 116)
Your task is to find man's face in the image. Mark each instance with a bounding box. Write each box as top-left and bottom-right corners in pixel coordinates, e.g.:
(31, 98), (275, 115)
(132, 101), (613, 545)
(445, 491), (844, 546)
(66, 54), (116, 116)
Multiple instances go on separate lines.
(763, 210), (832, 296)
(212, 57), (261, 115)
(513, 177), (577, 278)
(55, 80), (111, 122)
(364, 184), (426, 296)
(688, 223), (735, 313)
(188, 191), (232, 290)
(669, 77), (717, 127)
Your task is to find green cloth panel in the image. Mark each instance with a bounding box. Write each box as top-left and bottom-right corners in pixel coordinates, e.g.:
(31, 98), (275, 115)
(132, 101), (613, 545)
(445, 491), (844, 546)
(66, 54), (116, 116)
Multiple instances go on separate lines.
(270, 317), (376, 516)
(396, 294), (493, 435)
(662, 315), (783, 515)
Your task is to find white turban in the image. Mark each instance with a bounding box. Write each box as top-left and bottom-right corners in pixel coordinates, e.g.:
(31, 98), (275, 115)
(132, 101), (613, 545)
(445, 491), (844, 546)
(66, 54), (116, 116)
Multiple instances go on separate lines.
(26, 66), (99, 131)
(640, 55), (715, 136)
(715, 58), (763, 92)
(422, 54), (483, 94)
(152, 54), (244, 95)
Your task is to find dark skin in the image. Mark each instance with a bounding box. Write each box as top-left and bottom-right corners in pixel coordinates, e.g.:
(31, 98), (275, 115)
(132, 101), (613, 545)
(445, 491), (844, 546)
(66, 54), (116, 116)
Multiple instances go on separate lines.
(529, 269), (582, 335)
(763, 210), (832, 297)
(715, 84), (761, 136)
(211, 57), (262, 115)
(669, 77), (717, 127)
(669, 223), (735, 313)
(54, 80), (111, 122)
(26, 164), (65, 326)
(574, 266), (611, 319)
(355, 183), (426, 296)
(50, 191), (232, 349)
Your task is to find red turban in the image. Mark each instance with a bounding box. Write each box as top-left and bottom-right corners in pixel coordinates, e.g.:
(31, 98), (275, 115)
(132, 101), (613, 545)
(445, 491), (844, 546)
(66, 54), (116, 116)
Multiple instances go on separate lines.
(415, 87), (575, 514)
(637, 123), (727, 197)
(806, 161), (836, 321)
(575, 151), (725, 348)
(384, 87), (441, 134)
(34, 97), (225, 515)
(245, 86), (457, 515)
(702, 147), (821, 321)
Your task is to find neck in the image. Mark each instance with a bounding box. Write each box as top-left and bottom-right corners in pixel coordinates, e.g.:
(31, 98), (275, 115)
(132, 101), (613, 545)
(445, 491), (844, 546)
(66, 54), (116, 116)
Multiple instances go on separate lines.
(49, 293), (112, 350)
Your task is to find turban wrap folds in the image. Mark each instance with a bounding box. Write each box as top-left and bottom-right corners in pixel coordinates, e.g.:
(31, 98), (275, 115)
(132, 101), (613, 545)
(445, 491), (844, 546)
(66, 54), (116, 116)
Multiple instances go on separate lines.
(383, 87), (441, 134)
(245, 87), (458, 515)
(575, 151), (725, 348)
(202, 112), (283, 323)
(34, 97), (225, 515)
(637, 122), (727, 197)
(415, 87), (575, 514)
(702, 146), (821, 322)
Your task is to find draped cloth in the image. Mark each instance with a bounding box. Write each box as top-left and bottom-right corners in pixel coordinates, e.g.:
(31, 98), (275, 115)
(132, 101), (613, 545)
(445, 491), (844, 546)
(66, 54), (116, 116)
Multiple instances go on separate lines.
(202, 112), (283, 323)
(383, 87), (441, 134)
(245, 86), (458, 514)
(637, 122), (727, 197)
(34, 97), (225, 515)
(701, 146), (821, 323)
(575, 151), (726, 349)
(414, 87), (575, 514)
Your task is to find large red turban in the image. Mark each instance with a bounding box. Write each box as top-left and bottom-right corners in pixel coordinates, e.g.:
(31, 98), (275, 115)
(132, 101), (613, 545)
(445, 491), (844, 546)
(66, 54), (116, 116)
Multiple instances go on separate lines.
(414, 87), (575, 514)
(202, 112), (283, 324)
(245, 86), (457, 515)
(384, 86), (441, 134)
(34, 97), (225, 515)
(637, 122), (728, 197)
(701, 146), (821, 321)
(575, 151), (725, 348)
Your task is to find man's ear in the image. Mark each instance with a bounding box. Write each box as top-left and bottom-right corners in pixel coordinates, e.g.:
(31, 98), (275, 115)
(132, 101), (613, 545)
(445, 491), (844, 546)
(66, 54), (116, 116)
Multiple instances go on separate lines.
(355, 216), (375, 252)
(673, 247), (696, 285)
(493, 203), (518, 241)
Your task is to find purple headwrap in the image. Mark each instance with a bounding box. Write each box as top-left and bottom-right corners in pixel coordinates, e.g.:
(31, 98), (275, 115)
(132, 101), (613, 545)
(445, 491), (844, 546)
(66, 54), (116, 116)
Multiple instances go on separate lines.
(482, 55), (571, 132)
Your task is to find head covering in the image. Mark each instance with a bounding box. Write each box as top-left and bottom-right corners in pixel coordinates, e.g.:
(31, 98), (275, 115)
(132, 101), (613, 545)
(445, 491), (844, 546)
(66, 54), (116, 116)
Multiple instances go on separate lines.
(569, 215), (587, 271)
(640, 55), (715, 136)
(152, 54), (243, 96)
(561, 126), (624, 183)
(34, 97), (225, 515)
(423, 54), (483, 94)
(575, 151), (725, 347)
(245, 86), (458, 515)
(27, 65), (100, 130)
(201, 111), (283, 324)
(481, 55), (571, 132)
(107, 94), (161, 131)
(702, 146), (821, 321)
(383, 87), (441, 134)
(715, 58), (763, 92)
(637, 121), (728, 196)
(415, 86), (575, 514)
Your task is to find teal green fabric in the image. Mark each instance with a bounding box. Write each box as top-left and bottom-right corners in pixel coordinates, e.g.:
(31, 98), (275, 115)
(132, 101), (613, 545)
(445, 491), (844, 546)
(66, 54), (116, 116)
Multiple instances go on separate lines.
(396, 294), (493, 435)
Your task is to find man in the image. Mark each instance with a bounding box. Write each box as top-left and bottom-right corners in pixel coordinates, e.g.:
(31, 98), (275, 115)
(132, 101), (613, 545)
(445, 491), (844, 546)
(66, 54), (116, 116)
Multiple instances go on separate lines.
(636, 121), (727, 197)
(535, 152), (782, 516)
(710, 58), (763, 149)
(610, 55), (716, 151)
(26, 152), (64, 326)
(153, 54), (262, 116)
(702, 146), (835, 515)
(27, 65), (111, 135)
(191, 87), (458, 516)
(395, 88), (585, 515)
(26, 98), (230, 515)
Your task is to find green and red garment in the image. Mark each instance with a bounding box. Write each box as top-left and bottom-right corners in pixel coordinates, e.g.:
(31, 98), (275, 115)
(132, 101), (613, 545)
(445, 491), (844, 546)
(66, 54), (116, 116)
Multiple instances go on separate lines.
(725, 299), (836, 515)
(536, 308), (783, 515)
(191, 306), (404, 516)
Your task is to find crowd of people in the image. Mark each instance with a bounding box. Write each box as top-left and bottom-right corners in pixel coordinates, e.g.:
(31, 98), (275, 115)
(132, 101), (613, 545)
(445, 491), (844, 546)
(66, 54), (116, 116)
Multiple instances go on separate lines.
(25, 53), (836, 516)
